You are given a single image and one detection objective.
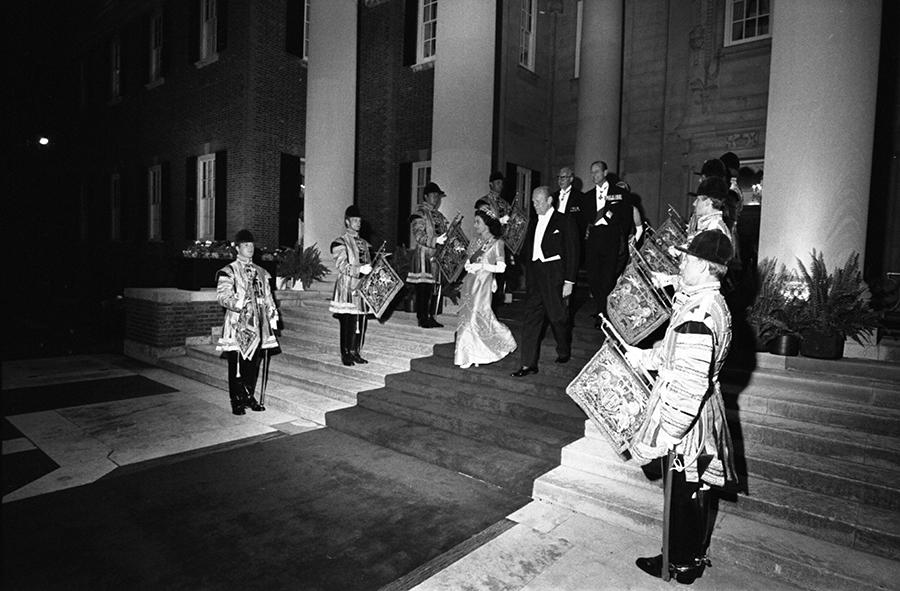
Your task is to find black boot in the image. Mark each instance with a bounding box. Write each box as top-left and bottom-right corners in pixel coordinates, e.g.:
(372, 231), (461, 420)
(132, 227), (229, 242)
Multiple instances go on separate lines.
(339, 315), (355, 366)
(230, 394), (246, 415)
(635, 554), (705, 585)
(244, 394), (265, 412)
(351, 319), (368, 364)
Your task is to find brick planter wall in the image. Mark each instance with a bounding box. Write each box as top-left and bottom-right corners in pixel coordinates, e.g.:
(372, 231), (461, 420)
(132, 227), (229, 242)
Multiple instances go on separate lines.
(123, 288), (223, 362)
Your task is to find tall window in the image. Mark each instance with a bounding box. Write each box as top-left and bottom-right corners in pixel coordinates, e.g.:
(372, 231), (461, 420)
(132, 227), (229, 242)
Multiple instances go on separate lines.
(515, 166), (533, 219)
(724, 0), (771, 46)
(149, 13), (164, 83)
(197, 155), (216, 240)
(110, 36), (121, 99)
(110, 173), (122, 240)
(409, 161), (431, 243)
(519, 0), (537, 70)
(574, 1), (583, 78)
(148, 165), (162, 240)
(417, 0), (437, 64)
(303, 0), (310, 59)
(200, 0), (218, 61)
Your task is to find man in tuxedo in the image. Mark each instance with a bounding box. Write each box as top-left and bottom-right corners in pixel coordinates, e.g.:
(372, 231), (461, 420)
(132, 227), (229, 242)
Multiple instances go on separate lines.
(552, 166), (585, 236)
(511, 186), (580, 377)
(581, 160), (637, 328)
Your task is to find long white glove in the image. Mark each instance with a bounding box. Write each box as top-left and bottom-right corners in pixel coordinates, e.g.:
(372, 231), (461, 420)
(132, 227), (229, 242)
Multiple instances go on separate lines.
(481, 261), (507, 274)
(464, 261), (483, 274)
(359, 264), (373, 275)
(435, 234), (448, 245)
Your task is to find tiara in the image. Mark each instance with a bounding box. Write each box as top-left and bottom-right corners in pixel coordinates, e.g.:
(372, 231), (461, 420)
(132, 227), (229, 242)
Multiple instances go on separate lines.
(477, 205), (498, 220)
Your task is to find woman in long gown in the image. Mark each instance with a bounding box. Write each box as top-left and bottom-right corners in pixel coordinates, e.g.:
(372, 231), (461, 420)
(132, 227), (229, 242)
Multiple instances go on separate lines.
(454, 208), (517, 368)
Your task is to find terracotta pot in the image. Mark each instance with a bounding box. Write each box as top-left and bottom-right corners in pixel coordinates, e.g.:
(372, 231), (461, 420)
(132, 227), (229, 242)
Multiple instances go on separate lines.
(800, 330), (844, 359)
(768, 334), (800, 356)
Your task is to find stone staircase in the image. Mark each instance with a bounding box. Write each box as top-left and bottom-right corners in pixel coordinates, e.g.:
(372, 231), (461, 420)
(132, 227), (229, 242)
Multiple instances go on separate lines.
(159, 277), (456, 424)
(154, 278), (900, 591)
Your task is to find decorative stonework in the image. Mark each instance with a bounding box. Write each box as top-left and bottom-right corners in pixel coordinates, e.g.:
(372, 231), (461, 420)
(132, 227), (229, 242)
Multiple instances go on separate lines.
(688, 0), (720, 114)
(726, 131), (760, 149)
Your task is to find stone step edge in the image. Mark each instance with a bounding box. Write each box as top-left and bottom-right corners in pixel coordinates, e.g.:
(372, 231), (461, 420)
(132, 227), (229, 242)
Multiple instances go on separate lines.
(534, 466), (899, 591)
(156, 353), (355, 425)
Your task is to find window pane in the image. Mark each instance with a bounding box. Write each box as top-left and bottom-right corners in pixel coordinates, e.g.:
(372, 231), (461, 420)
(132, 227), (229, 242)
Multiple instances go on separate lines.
(745, 20), (756, 38)
(733, 1), (745, 21)
(732, 22), (743, 41)
(747, 0), (758, 18)
(759, 0), (770, 14)
(757, 15), (769, 35)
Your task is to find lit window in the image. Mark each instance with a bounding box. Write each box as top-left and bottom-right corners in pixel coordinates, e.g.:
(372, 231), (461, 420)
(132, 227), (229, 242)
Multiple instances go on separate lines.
(110, 36), (121, 99)
(110, 173), (122, 240)
(149, 14), (164, 83)
(148, 165), (162, 240)
(417, 0), (437, 64)
(519, 0), (537, 70)
(200, 0), (218, 61)
(725, 0), (771, 47)
(197, 155), (216, 240)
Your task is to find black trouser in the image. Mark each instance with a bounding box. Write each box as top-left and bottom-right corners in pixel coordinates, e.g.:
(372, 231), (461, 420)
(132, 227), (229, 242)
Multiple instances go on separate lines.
(584, 232), (623, 318)
(664, 454), (709, 565)
(227, 350), (261, 408)
(415, 283), (435, 323)
(520, 261), (571, 367)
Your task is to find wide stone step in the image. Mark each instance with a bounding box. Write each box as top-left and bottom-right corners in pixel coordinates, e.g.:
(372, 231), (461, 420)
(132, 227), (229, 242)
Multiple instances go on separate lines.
(355, 388), (579, 462)
(185, 346), (374, 405)
(534, 465), (900, 591)
(383, 370), (586, 435)
(280, 310), (457, 345)
(722, 367), (900, 411)
(565, 434), (900, 514)
(282, 299), (458, 336)
(324, 405), (554, 496)
(158, 352), (351, 424)
(281, 317), (450, 356)
(277, 334), (412, 372)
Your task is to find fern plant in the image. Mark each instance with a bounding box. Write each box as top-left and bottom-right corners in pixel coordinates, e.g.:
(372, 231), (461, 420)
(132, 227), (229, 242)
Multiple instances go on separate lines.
(795, 250), (879, 344)
(745, 258), (800, 343)
(277, 243), (329, 288)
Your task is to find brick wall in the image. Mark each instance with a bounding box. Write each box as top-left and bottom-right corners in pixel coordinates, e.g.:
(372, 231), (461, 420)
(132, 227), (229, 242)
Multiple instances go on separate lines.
(125, 295), (222, 348)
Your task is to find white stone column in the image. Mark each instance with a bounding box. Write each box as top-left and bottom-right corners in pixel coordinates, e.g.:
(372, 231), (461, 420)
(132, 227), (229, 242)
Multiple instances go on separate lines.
(430, 0), (496, 232)
(759, 0), (881, 271)
(303, 0), (357, 256)
(574, 0), (623, 181)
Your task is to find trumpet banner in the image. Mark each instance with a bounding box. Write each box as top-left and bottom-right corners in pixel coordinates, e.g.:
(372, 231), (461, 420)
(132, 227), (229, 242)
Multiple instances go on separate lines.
(607, 258), (671, 345)
(358, 255), (404, 318)
(435, 222), (470, 283)
(653, 215), (687, 253)
(639, 237), (679, 275)
(566, 342), (653, 459)
(504, 208), (529, 254)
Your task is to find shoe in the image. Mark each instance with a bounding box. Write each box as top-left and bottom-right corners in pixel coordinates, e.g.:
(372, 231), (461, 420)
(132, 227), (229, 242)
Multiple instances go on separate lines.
(511, 366), (539, 377)
(245, 397), (265, 412)
(231, 405), (246, 416)
(351, 352), (368, 364)
(418, 318), (434, 328)
(635, 555), (705, 585)
(340, 352), (355, 366)
(429, 317), (444, 328)
(555, 355), (570, 364)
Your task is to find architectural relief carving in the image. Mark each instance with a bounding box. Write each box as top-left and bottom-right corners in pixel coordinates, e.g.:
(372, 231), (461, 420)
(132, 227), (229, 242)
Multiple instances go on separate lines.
(726, 131), (760, 149)
(688, 0), (720, 114)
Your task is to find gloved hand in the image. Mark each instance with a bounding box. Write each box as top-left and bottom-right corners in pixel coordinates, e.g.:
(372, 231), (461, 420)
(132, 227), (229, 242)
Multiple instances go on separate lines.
(359, 264), (373, 275)
(465, 262), (482, 274)
(435, 234), (448, 245)
(499, 215), (510, 225)
(623, 344), (644, 368)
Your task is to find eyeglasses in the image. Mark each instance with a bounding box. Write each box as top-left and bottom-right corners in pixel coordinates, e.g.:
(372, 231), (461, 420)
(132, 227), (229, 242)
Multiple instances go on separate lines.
(557, 175), (572, 179)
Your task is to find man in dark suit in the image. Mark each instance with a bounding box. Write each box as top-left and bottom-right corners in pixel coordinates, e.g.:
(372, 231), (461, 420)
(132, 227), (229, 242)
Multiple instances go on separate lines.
(581, 160), (637, 328)
(511, 186), (580, 377)
(552, 165), (585, 237)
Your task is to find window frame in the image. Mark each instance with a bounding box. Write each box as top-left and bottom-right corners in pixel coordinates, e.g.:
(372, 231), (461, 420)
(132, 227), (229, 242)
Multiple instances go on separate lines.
(574, 0), (583, 78)
(110, 173), (122, 241)
(303, 0), (310, 60)
(416, 0), (437, 66)
(196, 154), (216, 241)
(409, 160), (432, 244)
(148, 165), (163, 240)
(518, 0), (537, 71)
(515, 165), (533, 221)
(149, 13), (164, 84)
(110, 35), (122, 100)
(200, 0), (218, 62)
(724, 0), (771, 47)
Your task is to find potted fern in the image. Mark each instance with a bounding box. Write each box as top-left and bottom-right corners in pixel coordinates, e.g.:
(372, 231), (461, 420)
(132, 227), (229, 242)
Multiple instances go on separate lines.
(746, 258), (801, 354)
(276, 243), (329, 290)
(795, 250), (879, 359)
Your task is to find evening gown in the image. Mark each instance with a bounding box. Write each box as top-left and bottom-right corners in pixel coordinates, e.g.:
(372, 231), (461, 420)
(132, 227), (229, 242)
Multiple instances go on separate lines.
(454, 238), (517, 368)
